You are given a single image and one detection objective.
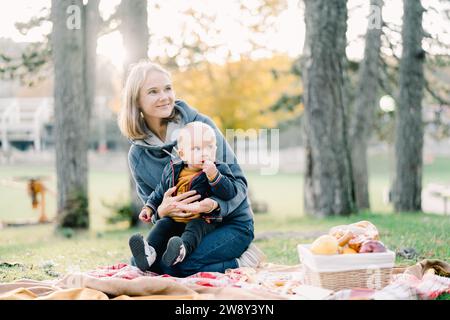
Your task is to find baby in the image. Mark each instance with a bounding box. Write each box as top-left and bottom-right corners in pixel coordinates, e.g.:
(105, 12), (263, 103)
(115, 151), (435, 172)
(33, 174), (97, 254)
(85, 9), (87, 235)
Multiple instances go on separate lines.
(129, 121), (239, 271)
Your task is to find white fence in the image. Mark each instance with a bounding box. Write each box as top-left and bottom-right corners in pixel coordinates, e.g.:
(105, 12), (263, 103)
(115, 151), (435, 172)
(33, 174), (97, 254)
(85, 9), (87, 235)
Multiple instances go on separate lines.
(0, 97), (109, 152)
(0, 98), (53, 151)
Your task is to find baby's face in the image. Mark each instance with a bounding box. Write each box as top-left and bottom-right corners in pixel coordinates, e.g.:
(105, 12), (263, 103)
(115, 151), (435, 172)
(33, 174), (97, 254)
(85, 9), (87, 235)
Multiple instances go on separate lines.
(178, 127), (217, 168)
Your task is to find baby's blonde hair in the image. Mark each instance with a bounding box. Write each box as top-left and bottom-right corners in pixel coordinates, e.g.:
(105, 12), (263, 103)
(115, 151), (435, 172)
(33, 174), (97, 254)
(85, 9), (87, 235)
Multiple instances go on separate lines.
(118, 60), (175, 140)
(177, 122), (217, 150)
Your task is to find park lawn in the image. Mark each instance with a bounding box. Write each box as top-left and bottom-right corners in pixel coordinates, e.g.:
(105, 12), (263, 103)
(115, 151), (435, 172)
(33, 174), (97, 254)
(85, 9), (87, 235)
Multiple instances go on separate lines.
(254, 211), (450, 266)
(1, 154), (449, 224)
(1, 211), (449, 283)
(0, 165), (130, 228)
(1, 155), (449, 282)
(0, 167), (303, 225)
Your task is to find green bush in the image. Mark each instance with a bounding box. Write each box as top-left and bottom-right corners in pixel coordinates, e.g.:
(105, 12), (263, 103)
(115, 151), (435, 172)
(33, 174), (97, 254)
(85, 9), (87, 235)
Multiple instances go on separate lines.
(57, 191), (89, 229)
(105, 201), (140, 227)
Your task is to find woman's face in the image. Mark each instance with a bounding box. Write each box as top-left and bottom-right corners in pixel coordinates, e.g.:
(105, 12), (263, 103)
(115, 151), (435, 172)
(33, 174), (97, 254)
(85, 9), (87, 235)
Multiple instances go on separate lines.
(138, 71), (175, 120)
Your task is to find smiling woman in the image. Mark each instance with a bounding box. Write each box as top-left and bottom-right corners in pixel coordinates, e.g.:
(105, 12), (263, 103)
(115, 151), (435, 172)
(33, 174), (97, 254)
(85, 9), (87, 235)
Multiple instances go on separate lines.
(117, 60), (261, 277)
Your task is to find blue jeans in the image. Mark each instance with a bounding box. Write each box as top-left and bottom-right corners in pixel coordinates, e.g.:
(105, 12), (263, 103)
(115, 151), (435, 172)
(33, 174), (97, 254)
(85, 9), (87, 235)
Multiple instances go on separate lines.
(131, 219), (254, 277)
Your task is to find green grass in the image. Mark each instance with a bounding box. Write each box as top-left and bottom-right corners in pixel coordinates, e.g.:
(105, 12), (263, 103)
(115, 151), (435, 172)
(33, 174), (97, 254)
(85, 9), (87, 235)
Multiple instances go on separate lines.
(1, 212), (449, 282)
(0, 167), (303, 228)
(254, 211), (450, 266)
(0, 225), (133, 281)
(0, 155), (449, 283)
(246, 171), (302, 216)
(2, 155), (449, 223)
(0, 166), (129, 229)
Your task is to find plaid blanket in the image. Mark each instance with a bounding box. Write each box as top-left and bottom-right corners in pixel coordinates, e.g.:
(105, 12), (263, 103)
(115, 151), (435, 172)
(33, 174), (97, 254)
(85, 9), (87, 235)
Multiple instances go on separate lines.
(82, 261), (450, 300)
(83, 263), (304, 296)
(67, 260), (450, 300)
(330, 261), (450, 300)
(85, 263), (248, 287)
(0, 263), (295, 300)
(1, 260), (448, 300)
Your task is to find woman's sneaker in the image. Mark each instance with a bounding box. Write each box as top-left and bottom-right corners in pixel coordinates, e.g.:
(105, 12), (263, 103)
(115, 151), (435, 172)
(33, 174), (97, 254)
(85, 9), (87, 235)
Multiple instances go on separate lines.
(236, 243), (266, 268)
(129, 234), (156, 271)
(162, 236), (186, 266)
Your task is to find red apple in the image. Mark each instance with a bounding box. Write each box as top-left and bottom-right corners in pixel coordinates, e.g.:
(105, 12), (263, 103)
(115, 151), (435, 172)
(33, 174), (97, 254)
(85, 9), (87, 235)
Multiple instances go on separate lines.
(359, 240), (387, 253)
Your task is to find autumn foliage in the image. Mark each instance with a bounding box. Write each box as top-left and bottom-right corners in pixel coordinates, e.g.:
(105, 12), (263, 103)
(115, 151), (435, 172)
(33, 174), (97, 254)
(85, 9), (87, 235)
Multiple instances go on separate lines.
(172, 55), (302, 131)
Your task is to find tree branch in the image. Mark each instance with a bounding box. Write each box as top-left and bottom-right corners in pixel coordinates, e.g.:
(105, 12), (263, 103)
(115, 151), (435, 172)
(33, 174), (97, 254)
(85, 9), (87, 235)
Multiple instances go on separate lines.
(425, 79), (450, 106)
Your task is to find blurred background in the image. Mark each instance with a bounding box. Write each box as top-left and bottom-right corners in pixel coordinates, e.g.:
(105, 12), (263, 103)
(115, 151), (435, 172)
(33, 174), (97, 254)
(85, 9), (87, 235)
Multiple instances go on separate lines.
(0, 1), (449, 275)
(0, 0), (449, 229)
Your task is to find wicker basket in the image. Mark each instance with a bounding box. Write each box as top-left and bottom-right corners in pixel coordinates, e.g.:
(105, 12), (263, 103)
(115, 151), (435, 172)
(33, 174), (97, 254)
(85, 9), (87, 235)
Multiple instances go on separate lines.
(298, 244), (395, 292)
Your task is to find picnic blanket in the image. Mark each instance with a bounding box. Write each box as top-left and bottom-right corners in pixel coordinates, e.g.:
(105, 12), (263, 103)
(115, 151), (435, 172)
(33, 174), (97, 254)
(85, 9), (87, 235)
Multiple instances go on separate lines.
(330, 259), (450, 300)
(0, 263), (304, 300)
(1, 260), (449, 300)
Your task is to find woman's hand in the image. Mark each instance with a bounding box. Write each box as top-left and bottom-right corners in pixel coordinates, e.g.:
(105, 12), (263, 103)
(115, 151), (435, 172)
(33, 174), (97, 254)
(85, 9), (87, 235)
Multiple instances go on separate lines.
(174, 198), (218, 216)
(157, 186), (202, 221)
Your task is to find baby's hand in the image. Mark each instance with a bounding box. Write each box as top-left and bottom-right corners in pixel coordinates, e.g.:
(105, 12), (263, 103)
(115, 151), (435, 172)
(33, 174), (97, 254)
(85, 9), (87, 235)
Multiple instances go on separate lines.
(202, 160), (218, 181)
(139, 207), (152, 224)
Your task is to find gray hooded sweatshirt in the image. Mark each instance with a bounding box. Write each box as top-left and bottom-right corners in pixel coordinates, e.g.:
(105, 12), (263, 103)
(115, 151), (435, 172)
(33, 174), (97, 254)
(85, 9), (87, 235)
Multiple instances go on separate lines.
(128, 100), (254, 223)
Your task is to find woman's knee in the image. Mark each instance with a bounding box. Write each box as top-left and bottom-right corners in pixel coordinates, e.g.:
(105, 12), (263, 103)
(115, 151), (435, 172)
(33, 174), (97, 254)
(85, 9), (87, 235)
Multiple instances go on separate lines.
(188, 227), (252, 265)
(167, 221), (254, 276)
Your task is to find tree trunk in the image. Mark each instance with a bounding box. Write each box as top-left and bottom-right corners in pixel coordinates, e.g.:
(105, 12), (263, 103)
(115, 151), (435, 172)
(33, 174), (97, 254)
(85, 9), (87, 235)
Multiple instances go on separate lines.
(349, 0), (384, 210)
(119, 0), (149, 225)
(393, 0), (425, 212)
(84, 0), (100, 136)
(120, 0), (149, 68)
(302, 0), (356, 217)
(52, 0), (90, 228)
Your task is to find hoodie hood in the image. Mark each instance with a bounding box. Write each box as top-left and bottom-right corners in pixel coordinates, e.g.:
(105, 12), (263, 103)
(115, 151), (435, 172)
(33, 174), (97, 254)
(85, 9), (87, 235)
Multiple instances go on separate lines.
(129, 100), (200, 154)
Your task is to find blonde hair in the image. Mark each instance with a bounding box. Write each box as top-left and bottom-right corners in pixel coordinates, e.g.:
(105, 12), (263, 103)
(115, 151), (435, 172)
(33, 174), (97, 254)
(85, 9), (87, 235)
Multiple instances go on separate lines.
(177, 122), (217, 150)
(118, 60), (177, 140)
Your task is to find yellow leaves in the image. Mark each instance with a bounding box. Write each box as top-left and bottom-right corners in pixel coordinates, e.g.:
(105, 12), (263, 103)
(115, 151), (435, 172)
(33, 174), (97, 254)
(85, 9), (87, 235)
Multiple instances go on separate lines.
(172, 54), (302, 132)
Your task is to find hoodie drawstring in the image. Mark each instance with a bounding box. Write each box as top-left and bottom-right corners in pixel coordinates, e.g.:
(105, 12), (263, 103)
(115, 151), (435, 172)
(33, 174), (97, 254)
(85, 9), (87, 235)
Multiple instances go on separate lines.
(162, 147), (178, 159)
